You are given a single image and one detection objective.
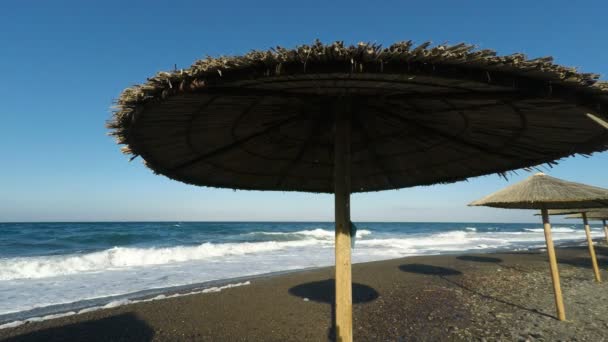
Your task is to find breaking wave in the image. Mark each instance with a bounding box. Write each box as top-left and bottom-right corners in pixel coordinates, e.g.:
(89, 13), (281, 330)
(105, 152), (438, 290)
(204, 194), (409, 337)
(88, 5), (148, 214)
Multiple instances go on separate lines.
(0, 240), (319, 281)
(524, 227), (576, 233)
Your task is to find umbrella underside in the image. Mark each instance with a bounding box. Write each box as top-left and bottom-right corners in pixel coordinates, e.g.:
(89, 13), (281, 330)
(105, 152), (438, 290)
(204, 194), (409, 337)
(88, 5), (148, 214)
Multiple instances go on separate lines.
(128, 74), (607, 193)
(566, 210), (608, 220)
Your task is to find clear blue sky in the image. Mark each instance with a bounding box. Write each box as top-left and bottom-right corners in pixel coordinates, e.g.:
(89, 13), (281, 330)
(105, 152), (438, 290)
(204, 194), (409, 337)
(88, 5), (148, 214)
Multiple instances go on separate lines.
(1, 0), (607, 222)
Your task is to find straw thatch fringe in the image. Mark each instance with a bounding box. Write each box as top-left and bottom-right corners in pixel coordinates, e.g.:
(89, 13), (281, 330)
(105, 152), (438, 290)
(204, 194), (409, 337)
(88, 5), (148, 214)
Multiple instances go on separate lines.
(109, 40), (608, 145)
(469, 173), (608, 209)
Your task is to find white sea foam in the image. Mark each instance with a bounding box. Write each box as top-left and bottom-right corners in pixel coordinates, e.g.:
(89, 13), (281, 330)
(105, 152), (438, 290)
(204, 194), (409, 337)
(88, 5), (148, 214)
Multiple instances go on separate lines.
(1, 225), (604, 324)
(250, 228), (371, 239)
(0, 281), (250, 330)
(0, 227), (589, 282)
(0, 229), (375, 281)
(524, 227), (576, 233)
(0, 240), (321, 281)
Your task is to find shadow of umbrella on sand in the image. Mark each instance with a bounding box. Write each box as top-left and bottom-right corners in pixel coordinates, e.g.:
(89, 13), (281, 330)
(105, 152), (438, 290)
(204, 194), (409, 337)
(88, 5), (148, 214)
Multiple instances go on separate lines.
(469, 173), (608, 321)
(289, 279), (379, 340)
(456, 255), (502, 263)
(399, 263), (555, 319)
(399, 264), (462, 276)
(109, 41), (608, 341)
(1, 313), (154, 342)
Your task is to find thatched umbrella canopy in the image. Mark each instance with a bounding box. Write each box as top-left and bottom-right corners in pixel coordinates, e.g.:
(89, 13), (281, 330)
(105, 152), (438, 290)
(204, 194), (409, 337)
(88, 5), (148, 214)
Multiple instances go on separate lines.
(110, 41), (608, 339)
(566, 210), (608, 219)
(536, 207), (608, 282)
(545, 208), (608, 215)
(566, 210), (608, 243)
(470, 173), (608, 321)
(469, 174), (608, 209)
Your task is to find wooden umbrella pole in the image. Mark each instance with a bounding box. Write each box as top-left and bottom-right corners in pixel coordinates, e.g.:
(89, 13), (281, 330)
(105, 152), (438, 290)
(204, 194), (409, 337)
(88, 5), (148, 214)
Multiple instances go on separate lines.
(541, 208), (566, 321)
(334, 99), (352, 342)
(603, 219), (608, 244)
(582, 212), (602, 282)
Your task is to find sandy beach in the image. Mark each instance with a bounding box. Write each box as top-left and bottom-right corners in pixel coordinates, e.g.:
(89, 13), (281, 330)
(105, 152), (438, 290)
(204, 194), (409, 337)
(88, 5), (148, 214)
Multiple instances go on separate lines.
(2, 243), (608, 341)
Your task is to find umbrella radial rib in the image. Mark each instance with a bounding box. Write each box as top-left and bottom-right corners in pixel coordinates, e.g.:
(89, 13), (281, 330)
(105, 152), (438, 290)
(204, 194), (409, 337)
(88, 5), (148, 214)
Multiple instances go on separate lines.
(275, 114), (326, 187)
(352, 108), (397, 189)
(215, 102), (327, 165)
(372, 107), (456, 153)
(374, 106), (492, 158)
(403, 99), (527, 156)
(185, 96), (221, 151)
(131, 96), (219, 168)
(198, 159), (330, 181)
(375, 104), (529, 162)
(229, 97), (267, 141)
(446, 99), (529, 156)
(391, 99), (548, 158)
(168, 113), (306, 172)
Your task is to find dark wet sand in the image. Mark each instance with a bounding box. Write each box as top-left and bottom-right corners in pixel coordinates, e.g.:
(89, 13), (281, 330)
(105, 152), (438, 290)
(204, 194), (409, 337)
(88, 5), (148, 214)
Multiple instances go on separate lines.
(2, 243), (608, 341)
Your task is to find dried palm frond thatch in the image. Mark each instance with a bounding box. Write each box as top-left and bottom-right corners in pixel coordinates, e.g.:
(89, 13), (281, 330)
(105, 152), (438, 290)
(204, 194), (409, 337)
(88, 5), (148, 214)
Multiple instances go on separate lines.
(566, 210), (608, 220)
(470, 172), (608, 319)
(539, 208), (608, 216)
(469, 173), (608, 209)
(108, 40), (608, 193)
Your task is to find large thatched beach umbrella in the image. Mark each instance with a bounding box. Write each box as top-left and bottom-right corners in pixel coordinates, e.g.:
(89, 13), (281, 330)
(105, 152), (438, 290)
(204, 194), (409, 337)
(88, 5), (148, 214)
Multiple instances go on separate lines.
(540, 208), (608, 282)
(469, 173), (608, 321)
(109, 41), (608, 340)
(566, 210), (608, 243)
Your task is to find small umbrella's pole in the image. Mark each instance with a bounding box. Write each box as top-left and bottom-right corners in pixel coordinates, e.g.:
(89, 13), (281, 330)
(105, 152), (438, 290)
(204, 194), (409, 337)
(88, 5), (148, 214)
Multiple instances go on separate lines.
(334, 100), (352, 342)
(582, 212), (602, 282)
(603, 219), (608, 244)
(541, 208), (566, 321)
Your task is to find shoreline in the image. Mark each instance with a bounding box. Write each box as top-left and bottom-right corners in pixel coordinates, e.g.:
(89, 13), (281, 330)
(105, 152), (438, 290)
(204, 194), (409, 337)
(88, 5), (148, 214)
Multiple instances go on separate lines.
(0, 266), (327, 328)
(2, 241), (608, 341)
(0, 238), (596, 329)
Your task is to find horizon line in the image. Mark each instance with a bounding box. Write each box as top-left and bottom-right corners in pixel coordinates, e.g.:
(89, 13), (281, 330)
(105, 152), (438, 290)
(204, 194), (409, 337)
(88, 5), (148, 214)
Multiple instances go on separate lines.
(0, 220), (576, 224)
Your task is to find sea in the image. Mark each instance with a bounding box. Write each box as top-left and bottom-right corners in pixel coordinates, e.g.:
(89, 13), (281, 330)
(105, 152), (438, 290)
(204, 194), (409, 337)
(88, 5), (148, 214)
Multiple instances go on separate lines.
(0, 221), (603, 327)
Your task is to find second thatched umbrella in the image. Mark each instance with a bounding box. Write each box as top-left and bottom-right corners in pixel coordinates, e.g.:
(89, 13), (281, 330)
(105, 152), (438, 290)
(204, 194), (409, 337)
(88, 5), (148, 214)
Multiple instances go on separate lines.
(566, 210), (608, 243)
(109, 41), (608, 339)
(470, 173), (608, 321)
(540, 208), (607, 282)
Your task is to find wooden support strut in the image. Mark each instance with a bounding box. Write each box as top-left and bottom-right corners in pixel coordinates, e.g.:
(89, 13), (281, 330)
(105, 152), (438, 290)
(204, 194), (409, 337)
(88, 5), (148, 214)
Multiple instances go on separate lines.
(334, 98), (353, 342)
(583, 212), (602, 282)
(541, 208), (566, 321)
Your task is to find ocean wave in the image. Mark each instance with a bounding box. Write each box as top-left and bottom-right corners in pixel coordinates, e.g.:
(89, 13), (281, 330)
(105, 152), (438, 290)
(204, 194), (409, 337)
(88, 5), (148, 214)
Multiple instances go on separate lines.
(0, 240), (321, 281)
(356, 230), (508, 252)
(524, 227), (576, 233)
(247, 228), (372, 240)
